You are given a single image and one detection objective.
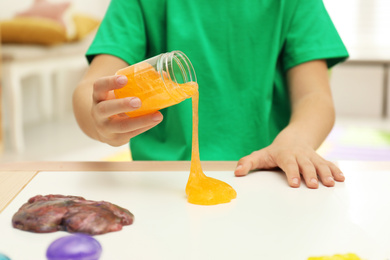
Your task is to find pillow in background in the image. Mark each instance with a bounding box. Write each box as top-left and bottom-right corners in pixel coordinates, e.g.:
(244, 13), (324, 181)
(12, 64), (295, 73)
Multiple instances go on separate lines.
(70, 14), (100, 42)
(0, 0), (100, 46)
(15, 0), (76, 39)
(0, 17), (68, 45)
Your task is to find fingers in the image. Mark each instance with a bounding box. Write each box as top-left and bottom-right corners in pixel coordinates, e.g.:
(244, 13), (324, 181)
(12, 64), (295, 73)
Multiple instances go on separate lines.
(234, 150), (267, 177)
(90, 74), (165, 147)
(314, 160), (335, 187)
(235, 149), (302, 188)
(106, 112), (163, 134)
(295, 157), (319, 189)
(234, 156), (255, 177)
(283, 156), (344, 189)
(93, 75), (128, 102)
(279, 159), (301, 188)
(96, 112), (163, 147)
(116, 116), (163, 145)
(328, 162), (345, 182)
(94, 97), (141, 119)
(235, 148), (345, 189)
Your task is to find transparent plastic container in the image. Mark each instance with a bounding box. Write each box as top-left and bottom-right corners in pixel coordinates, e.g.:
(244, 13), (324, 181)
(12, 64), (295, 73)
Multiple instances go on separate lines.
(114, 51), (198, 117)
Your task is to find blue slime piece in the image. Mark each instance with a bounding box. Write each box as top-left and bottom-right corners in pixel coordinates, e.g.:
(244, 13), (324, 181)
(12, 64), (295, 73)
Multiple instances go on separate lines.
(46, 234), (102, 260)
(0, 253), (11, 260)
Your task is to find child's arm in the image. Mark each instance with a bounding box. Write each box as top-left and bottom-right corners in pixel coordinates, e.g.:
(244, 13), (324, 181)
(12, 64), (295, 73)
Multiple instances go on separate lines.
(234, 60), (345, 188)
(72, 54), (163, 146)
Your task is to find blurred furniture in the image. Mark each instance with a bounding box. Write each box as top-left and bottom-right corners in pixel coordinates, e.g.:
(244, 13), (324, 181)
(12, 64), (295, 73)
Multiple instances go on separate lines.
(1, 37), (91, 152)
(330, 46), (390, 119)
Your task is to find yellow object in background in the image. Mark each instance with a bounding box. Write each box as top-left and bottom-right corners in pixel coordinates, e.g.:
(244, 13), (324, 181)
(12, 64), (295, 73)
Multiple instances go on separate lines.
(308, 253), (361, 260)
(102, 149), (132, 162)
(0, 17), (68, 45)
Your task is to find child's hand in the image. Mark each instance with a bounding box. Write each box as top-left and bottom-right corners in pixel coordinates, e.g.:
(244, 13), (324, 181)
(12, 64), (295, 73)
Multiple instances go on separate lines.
(90, 75), (163, 146)
(234, 134), (345, 188)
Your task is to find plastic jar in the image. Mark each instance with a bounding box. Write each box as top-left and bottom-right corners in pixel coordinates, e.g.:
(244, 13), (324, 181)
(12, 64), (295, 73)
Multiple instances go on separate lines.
(114, 50), (198, 117)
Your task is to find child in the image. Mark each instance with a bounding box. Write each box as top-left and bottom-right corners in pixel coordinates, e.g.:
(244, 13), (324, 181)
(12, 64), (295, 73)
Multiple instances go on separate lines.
(73, 0), (348, 188)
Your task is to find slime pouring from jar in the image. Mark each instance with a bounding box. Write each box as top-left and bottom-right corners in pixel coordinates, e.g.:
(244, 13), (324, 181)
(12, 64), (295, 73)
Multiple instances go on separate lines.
(114, 51), (237, 205)
(186, 90), (237, 205)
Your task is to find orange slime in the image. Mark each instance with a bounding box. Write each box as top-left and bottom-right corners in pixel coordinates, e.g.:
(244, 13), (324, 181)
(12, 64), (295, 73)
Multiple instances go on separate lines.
(185, 91), (237, 205)
(115, 62), (197, 117)
(115, 62), (237, 205)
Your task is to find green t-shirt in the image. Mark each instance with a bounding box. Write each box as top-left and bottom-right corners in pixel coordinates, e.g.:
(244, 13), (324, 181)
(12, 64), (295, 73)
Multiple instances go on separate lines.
(87, 0), (348, 161)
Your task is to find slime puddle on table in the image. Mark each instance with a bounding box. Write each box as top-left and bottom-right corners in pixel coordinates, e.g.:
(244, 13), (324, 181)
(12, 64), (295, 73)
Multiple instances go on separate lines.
(185, 90), (237, 205)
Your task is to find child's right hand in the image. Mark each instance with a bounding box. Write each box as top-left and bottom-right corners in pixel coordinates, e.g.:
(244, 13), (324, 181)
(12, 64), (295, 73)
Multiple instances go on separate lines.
(90, 75), (163, 146)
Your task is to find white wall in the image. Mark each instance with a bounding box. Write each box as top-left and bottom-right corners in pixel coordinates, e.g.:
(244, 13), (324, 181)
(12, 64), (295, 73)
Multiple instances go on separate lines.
(324, 0), (390, 50)
(324, 0), (390, 119)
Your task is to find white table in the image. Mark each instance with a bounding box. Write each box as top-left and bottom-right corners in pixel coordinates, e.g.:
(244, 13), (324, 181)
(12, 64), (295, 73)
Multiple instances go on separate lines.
(0, 161), (389, 260)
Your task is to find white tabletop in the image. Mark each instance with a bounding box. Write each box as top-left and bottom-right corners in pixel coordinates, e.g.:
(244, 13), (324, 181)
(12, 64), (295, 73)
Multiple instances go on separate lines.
(0, 161), (389, 260)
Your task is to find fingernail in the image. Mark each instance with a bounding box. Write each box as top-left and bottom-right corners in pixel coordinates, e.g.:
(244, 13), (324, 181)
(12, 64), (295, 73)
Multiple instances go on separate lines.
(152, 112), (163, 121)
(235, 165), (245, 176)
(339, 172), (344, 176)
(327, 176), (335, 183)
(129, 98), (141, 108)
(116, 75), (127, 85)
(292, 178), (299, 185)
(311, 178), (318, 185)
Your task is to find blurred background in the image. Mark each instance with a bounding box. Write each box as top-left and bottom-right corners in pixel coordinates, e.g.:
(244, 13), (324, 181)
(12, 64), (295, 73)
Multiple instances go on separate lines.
(0, 0), (389, 162)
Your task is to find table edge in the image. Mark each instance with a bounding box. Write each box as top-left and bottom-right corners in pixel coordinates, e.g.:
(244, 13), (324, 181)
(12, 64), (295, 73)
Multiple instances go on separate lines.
(0, 161), (238, 172)
(0, 160), (389, 172)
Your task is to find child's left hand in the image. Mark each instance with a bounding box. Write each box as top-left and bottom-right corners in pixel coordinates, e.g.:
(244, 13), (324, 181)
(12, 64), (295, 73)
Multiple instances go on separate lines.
(234, 132), (345, 188)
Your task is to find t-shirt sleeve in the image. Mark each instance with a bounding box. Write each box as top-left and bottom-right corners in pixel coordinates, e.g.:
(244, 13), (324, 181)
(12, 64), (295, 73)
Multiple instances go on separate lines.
(282, 0), (349, 70)
(86, 0), (147, 65)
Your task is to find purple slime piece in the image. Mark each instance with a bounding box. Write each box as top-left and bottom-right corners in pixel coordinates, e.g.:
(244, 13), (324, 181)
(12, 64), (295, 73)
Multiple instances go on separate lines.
(46, 234), (102, 260)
